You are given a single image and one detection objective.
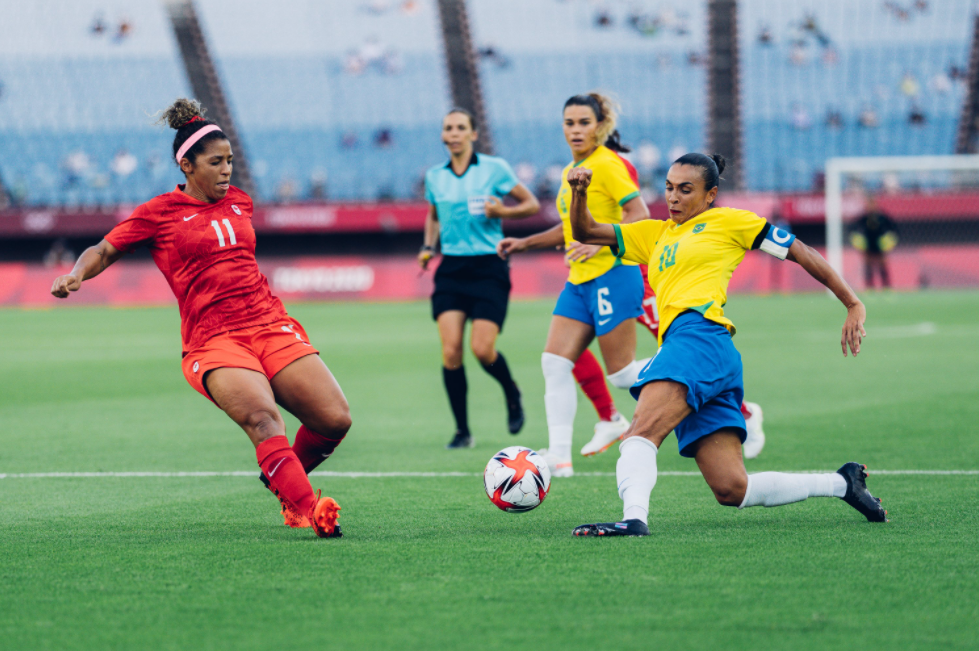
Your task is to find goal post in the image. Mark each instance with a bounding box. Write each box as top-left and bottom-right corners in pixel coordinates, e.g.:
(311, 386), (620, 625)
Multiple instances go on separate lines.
(825, 155), (979, 290)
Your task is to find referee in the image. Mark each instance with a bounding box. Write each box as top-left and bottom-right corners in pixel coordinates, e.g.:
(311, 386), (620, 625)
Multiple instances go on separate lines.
(420, 108), (541, 449)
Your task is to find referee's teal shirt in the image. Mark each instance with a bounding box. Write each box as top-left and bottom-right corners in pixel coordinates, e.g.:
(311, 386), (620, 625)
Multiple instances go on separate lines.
(425, 153), (520, 256)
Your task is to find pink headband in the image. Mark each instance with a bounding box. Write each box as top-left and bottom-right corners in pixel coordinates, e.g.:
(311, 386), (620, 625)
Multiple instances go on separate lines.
(175, 124), (223, 163)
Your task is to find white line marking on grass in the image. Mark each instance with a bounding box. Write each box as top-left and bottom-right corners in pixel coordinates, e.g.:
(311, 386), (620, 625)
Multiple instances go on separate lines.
(0, 470), (976, 479)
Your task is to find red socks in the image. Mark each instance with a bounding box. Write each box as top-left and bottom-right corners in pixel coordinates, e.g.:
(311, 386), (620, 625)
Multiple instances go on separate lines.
(256, 435), (317, 516)
(292, 424), (346, 474)
(573, 348), (617, 422)
(741, 401), (753, 419)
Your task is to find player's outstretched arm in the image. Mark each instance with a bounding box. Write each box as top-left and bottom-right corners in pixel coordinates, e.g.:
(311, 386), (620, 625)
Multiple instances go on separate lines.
(567, 168), (616, 246)
(50, 239), (123, 298)
(786, 238), (866, 357)
(497, 224), (564, 259)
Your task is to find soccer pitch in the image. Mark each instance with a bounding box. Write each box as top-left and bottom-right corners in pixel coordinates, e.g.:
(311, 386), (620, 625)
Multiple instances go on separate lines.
(1, 292), (977, 650)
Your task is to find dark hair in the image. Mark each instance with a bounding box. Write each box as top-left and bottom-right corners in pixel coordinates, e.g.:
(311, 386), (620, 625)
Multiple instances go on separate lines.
(445, 107), (477, 131)
(156, 98), (228, 168)
(672, 152), (726, 191)
(563, 92), (628, 150)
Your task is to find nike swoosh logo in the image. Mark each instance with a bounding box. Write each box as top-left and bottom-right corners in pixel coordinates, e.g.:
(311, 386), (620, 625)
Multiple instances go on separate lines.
(598, 318), (611, 326)
(182, 213), (199, 221)
(268, 458), (286, 478)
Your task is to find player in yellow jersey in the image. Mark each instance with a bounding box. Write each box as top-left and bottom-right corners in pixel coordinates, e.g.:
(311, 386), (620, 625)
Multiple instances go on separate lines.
(565, 153), (887, 536)
(498, 93), (652, 478)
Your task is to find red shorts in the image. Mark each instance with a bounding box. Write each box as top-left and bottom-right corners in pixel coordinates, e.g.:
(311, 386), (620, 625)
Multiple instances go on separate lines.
(181, 316), (319, 404)
(637, 264), (659, 338)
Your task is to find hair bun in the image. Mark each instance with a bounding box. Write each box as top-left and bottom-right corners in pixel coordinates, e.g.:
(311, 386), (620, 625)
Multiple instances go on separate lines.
(157, 98), (206, 130)
(710, 153), (726, 176)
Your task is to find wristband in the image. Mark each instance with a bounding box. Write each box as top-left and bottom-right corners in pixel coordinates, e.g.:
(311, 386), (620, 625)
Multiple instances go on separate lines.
(420, 245), (434, 254)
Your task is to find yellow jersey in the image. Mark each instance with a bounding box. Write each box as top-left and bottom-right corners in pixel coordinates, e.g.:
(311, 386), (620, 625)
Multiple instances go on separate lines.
(556, 146), (641, 285)
(613, 207), (775, 344)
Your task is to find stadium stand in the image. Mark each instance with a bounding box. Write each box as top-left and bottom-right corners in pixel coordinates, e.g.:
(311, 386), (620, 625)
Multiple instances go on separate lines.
(194, 0), (450, 202)
(468, 0), (707, 197)
(739, 0), (975, 191)
(0, 0), (191, 207)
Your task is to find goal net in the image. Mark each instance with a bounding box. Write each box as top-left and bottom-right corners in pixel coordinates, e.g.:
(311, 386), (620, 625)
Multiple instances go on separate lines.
(825, 155), (979, 291)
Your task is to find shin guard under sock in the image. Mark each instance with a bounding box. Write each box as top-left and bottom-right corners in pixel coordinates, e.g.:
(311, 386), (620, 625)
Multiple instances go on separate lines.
(443, 365), (469, 435)
(293, 424), (346, 474)
(573, 348), (616, 421)
(481, 351), (519, 401)
(256, 435), (317, 515)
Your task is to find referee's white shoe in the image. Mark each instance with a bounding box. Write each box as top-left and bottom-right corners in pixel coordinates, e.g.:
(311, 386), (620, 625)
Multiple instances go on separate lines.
(580, 413), (630, 456)
(742, 401), (765, 459)
(538, 448), (574, 477)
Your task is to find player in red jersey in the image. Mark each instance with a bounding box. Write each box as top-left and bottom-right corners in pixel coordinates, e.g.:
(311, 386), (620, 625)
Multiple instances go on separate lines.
(50, 99), (346, 537)
(572, 146), (767, 458)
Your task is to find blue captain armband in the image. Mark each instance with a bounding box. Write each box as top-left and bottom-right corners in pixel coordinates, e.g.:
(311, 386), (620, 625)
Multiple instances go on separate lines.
(754, 223), (796, 260)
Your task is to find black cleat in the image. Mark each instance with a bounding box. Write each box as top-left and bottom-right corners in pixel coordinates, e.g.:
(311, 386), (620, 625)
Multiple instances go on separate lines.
(573, 519), (650, 537)
(446, 430), (474, 449)
(506, 387), (525, 435)
(838, 462), (888, 522)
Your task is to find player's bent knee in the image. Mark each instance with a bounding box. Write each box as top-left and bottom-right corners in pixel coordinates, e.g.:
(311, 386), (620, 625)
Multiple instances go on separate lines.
(710, 477), (748, 507)
(243, 408), (284, 442)
(442, 345), (464, 369)
(470, 341), (496, 365)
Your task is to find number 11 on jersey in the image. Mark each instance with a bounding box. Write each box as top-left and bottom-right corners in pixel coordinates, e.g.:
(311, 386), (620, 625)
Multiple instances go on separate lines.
(211, 219), (237, 247)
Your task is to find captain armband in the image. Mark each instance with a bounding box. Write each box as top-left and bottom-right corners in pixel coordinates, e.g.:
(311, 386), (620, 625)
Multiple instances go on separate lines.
(753, 223), (796, 260)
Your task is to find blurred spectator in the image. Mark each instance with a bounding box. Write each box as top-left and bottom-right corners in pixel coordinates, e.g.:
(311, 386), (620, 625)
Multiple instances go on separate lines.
(90, 13), (106, 36)
(850, 196), (898, 289)
(44, 239), (75, 268)
(686, 51), (705, 66)
(909, 104), (926, 125)
(929, 72), (952, 94)
(111, 149), (138, 178)
(341, 132), (359, 149)
(276, 177), (299, 203)
(800, 13), (831, 46)
(594, 8), (613, 28)
(63, 151), (91, 187)
(791, 104), (812, 130)
(757, 23), (773, 45)
(899, 72), (920, 97)
(948, 64), (967, 82)
(821, 47), (839, 66)
(789, 42), (807, 66)
(309, 170), (328, 200)
(914, 0), (929, 11)
(477, 44), (510, 69)
(515, 162), (537, 188)
(373, 128), (393, 148)
(115, 17), (133, 43)
(345, 37), (402, 75)
(401, 1), (419, 15)
(667, 144), (687, 165)
(825, 108), (844, 129)
(859, 105), (879, 129)
(636, 141), (662, 175)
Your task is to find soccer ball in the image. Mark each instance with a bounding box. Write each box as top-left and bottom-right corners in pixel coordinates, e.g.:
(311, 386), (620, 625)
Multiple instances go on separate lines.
(483, 446), (551, 513)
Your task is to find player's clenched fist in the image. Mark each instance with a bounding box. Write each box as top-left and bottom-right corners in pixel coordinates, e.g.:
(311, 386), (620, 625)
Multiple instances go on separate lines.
(51, 274), (82, 298)
(567, 167), (592, 191)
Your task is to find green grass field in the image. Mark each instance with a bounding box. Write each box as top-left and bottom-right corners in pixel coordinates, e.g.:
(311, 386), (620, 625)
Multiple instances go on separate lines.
(2, 292), (977, 650)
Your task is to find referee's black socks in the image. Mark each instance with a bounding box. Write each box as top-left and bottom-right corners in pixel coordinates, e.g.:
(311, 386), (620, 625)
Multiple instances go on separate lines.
(443, 365), (469, 435)
(481, 352), (519, 402)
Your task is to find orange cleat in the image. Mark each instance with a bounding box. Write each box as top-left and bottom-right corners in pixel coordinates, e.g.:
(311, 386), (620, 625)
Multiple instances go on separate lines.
(260, 472), (311, 528)
(309, 490), (342, 538)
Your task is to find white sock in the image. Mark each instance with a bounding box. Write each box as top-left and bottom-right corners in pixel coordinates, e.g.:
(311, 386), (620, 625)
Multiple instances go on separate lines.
(542, 352), (576, 459)
(606, 358), (652, 390)
(616, 436), (658, 524)
(739, 472), (848, 509)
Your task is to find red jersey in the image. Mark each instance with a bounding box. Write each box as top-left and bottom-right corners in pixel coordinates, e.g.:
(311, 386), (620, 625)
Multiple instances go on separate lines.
(105, 185), (287, 353)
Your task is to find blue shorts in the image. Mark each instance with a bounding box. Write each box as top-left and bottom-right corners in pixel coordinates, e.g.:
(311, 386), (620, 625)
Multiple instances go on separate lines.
(553, 264), (643, 336)
(631, 311), (746, 458)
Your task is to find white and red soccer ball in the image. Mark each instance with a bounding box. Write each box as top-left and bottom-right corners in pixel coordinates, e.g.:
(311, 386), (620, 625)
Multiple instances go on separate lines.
(483, 446), (551, 513)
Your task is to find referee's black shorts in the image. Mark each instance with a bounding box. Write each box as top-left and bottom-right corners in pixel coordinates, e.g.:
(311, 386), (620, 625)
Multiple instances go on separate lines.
(431, 254), (512, 330)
